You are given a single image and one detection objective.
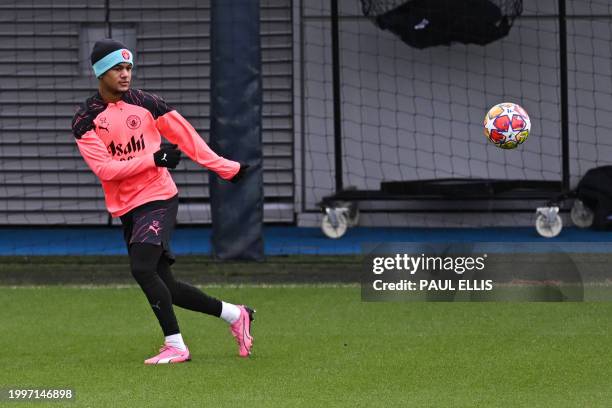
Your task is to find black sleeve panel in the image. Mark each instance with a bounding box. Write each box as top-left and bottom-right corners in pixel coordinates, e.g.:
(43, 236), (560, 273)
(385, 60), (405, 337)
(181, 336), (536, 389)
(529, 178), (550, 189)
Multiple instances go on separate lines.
(72, 94), (107, 139)
(122, 88), (174, 119)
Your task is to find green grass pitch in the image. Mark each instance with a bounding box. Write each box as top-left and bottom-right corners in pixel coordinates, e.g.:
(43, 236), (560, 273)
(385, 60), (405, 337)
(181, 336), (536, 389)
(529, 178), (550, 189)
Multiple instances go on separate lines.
(1, 286), (612, 407)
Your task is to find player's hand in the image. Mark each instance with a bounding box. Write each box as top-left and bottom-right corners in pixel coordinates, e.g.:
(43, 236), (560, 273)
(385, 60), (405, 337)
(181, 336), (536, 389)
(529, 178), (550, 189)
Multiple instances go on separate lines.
(230, 163), (250, 183)
(154, 144), (181, 169)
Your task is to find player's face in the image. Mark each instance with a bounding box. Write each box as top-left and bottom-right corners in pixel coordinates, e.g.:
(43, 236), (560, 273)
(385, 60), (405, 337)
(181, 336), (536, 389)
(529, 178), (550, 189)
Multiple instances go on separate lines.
(101, 63), (132, 93)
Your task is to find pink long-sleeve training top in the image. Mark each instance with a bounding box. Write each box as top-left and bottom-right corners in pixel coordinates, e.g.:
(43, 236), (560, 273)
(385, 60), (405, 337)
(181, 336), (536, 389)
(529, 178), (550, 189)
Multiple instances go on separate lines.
(72, 89), (240, 217)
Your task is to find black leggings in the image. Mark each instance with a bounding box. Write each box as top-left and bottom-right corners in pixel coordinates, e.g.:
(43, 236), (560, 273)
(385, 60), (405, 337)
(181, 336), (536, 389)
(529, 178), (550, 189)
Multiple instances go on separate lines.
(129, 243), (222, 336)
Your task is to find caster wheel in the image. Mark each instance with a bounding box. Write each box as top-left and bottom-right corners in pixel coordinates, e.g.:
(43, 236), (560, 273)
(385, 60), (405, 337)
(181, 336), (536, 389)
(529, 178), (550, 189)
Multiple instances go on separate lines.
(535, 208), (563, 238)
(321, 209), (348, 239)
(570, 199), (594, 228)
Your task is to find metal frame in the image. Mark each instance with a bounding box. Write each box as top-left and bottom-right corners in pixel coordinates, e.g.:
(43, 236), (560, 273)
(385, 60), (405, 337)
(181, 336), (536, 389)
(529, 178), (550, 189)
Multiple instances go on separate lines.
(322, 0), (571, 214)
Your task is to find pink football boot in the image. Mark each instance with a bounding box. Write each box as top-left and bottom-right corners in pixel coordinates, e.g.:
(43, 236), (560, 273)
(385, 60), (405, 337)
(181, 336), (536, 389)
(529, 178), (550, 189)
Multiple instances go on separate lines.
(230, 305), (255, 357)
(144, 344), (191, 365)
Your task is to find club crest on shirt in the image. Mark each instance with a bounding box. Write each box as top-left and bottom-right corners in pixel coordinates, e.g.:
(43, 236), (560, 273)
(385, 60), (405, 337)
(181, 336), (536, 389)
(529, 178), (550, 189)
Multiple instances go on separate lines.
(126, 115), (141, 129)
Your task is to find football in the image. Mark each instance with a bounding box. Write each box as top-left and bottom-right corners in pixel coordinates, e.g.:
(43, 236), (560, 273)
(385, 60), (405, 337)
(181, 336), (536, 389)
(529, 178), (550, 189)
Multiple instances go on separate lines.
(483, 102), (531, 149)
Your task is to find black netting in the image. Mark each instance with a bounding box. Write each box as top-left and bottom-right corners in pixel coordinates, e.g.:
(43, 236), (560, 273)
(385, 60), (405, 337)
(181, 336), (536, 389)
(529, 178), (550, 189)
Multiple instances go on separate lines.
(361, 0), (523, 48)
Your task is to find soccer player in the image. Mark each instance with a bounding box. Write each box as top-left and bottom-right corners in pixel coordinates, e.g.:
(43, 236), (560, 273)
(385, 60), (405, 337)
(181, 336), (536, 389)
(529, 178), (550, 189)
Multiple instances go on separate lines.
(72, 39), (254, 364)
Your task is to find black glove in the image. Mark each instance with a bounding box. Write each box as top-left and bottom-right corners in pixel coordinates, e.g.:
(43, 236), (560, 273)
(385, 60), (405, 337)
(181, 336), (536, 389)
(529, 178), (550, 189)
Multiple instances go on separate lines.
(153, 144), (181, 169)
(230, 163), (250, 183)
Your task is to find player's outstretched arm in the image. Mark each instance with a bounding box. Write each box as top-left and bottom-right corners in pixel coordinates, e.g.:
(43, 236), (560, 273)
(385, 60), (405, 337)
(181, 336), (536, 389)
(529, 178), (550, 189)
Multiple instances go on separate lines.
(75, 130), (157, 182)
(155, 110), (243, 181)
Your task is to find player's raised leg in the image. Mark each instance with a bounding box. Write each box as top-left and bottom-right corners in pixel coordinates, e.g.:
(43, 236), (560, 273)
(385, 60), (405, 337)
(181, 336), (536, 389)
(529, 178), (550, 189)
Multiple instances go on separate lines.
(157, 257), (255, 357)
